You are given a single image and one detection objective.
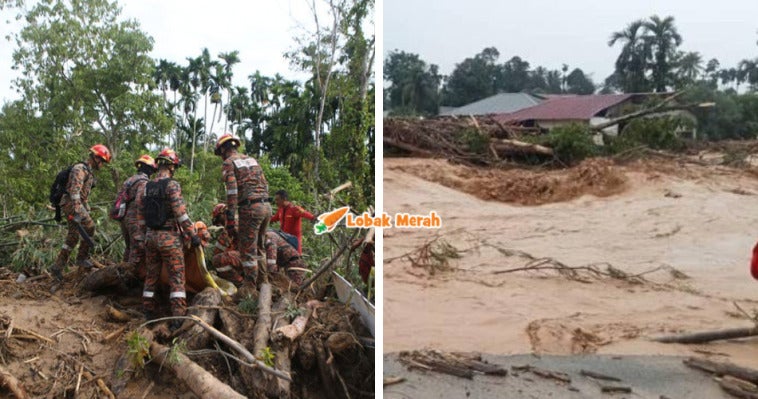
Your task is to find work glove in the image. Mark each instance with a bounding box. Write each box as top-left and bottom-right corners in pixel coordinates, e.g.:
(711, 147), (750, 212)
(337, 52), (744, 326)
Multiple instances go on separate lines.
(191, 235), (202, 248)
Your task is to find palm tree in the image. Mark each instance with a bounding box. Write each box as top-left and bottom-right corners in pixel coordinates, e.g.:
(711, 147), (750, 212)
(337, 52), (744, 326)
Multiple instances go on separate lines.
(608, 19), (649, 92)
(643, 15), (682, 92)
(218, 50), (241, 133)
(739, 59), (758, 90)
(675, 51), (703, 87)
(185, 56), (203, 172)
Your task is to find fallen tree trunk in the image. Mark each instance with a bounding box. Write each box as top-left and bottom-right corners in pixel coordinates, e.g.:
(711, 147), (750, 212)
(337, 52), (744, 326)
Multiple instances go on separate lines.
(491, 139), (554, 156)
(0, 365), (29, 399)
(151, 340), (246, 399)
(652, 327), (758, 344)
(684, 357), (758, 385)
(81, 265), (123, 291)
(253, 283), (272, 358)
(183, 287), (221, 350)
(268, 295), (293, 398)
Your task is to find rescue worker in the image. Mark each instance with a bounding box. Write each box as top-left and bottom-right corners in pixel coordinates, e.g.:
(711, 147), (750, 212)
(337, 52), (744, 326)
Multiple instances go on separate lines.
(263, 230), (307, 285)
(270, 189), (316, 255)
(142, 148), (202, 329)
(51, 144), (111, 281)
(118, 155), (156, 280)
(209, 203), (244, 287)
(214, 133), (271, 284)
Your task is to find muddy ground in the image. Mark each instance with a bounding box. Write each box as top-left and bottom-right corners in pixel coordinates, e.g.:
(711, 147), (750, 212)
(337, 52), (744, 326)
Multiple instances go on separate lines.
(0, 268), (374, 399)
(384, 154), (758, 394)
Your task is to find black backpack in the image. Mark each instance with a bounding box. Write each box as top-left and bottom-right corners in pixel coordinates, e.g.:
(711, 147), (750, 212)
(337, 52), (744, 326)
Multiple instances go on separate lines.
(49, 163), (86, 222)
(143, 179), (171, 229)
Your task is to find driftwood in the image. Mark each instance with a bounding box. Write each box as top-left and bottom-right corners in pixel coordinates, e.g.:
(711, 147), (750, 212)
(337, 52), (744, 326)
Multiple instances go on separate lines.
(399, 350), (507, 379)
(653, 327), (758, 344)
(0, 365), (29, 399)
(684, 357), (758, 385)
(183, 287), (221, 350)
(580, 369), (622, 382)
(106, 305), (130, 323)
(717, 375), (758, 399)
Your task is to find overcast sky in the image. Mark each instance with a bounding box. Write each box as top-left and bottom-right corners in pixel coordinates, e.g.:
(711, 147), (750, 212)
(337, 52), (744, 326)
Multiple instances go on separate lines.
(384, 0), (758, 85)
(0, 0), (315, 104)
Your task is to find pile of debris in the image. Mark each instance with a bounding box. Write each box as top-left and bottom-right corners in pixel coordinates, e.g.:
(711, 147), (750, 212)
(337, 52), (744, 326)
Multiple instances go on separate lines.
(0, 264), (374, 399)
(383, 116), (551, 165)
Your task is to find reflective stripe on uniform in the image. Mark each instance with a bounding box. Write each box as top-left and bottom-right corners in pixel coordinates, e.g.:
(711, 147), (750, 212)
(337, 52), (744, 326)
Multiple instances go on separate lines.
(267, 259), (276, 265)
(241, 261), (255, 268)
(215, 242), (227, 251)
(216, 266), (233, 272)
(170, 291), (186, 299)
(177, 213), (190, 223)
(70, 194), (80, 200)
(226, 189), (238, 195)
(143, 291), (155, 298)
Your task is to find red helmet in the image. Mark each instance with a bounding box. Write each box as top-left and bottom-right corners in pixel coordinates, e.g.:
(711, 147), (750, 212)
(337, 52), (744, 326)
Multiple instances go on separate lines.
(156, 148), (181, 166)
(90, 144), (111, 163)
(214, 133), (240, 155)
(212, 203), (227, 219)
(134, 154), (156, 169)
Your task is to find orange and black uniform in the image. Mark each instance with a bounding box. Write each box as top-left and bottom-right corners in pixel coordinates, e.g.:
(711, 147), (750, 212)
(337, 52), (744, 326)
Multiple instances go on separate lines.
(263, 231), (306, 284)
(222, 152), (271, 281)
(53, 163), (95, 270)
(271, 203), (315, 255)
(142, 171), (197, 317)
(211, 228), (243, 286)
(118, 172), (150, 279)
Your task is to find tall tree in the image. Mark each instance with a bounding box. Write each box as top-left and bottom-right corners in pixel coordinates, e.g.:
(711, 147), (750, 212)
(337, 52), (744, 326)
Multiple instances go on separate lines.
(11, 0), (171, 175)
(644, 15), (682, 92)
(565, 68), (595, 94)
(608, 19), (650, 92)
(442, 47), (500, 106)
(384, 50), (440, 115)
(674, 51), (703, 87)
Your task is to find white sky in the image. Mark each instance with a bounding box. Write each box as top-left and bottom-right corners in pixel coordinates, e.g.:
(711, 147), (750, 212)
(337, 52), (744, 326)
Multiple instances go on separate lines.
(384, 0), (758, 84)
(0, 0), (318, 104)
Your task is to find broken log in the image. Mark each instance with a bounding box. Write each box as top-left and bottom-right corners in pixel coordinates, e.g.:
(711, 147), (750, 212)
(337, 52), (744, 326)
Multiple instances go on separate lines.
(580, 369), (622, 382)
(684, 357), (758, 385)
(81, 265), (124, 292)
(187, 315), (291, 382)
(268, 295), (293, 398)
(183, 287), (221, 350)
(316, 341), (341, 398)
(106, 305), (130, 323)
(491, 139), (554, 156)
(253, 282), (272, 358)
(718, 376), (758, 399)
(0, 365), (29, 399)
(274, 307), (311, 342)
(601, 385), (632, 394)
(653, 327), (758, 344)
(151, 340), (246, 399)
(326, 331), (358, 355)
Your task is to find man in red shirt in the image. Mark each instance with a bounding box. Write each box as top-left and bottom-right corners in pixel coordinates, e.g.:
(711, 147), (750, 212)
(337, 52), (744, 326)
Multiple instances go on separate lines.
(270, 190), (315, 255)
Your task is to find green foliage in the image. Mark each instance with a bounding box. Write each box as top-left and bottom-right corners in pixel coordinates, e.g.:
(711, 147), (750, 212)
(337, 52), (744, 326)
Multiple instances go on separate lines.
(10, 227), (56, 273)
(284, 303), (303, 322)
(530, 124), (599, 165)
(384, 50), (441, 115)
(458, 128), (489, 155)
(681, 84), (758, 140)
(613, 116), (687, 151)
(165, 338), (187, 366)
(126, 331), (151, 370)
(237, 295), (258, 315)
(259, 346), (275, 368)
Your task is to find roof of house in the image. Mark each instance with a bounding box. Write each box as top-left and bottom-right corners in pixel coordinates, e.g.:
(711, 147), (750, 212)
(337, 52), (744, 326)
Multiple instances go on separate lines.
(494, 94), (635, 123)
(440, 92), (543, 116)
